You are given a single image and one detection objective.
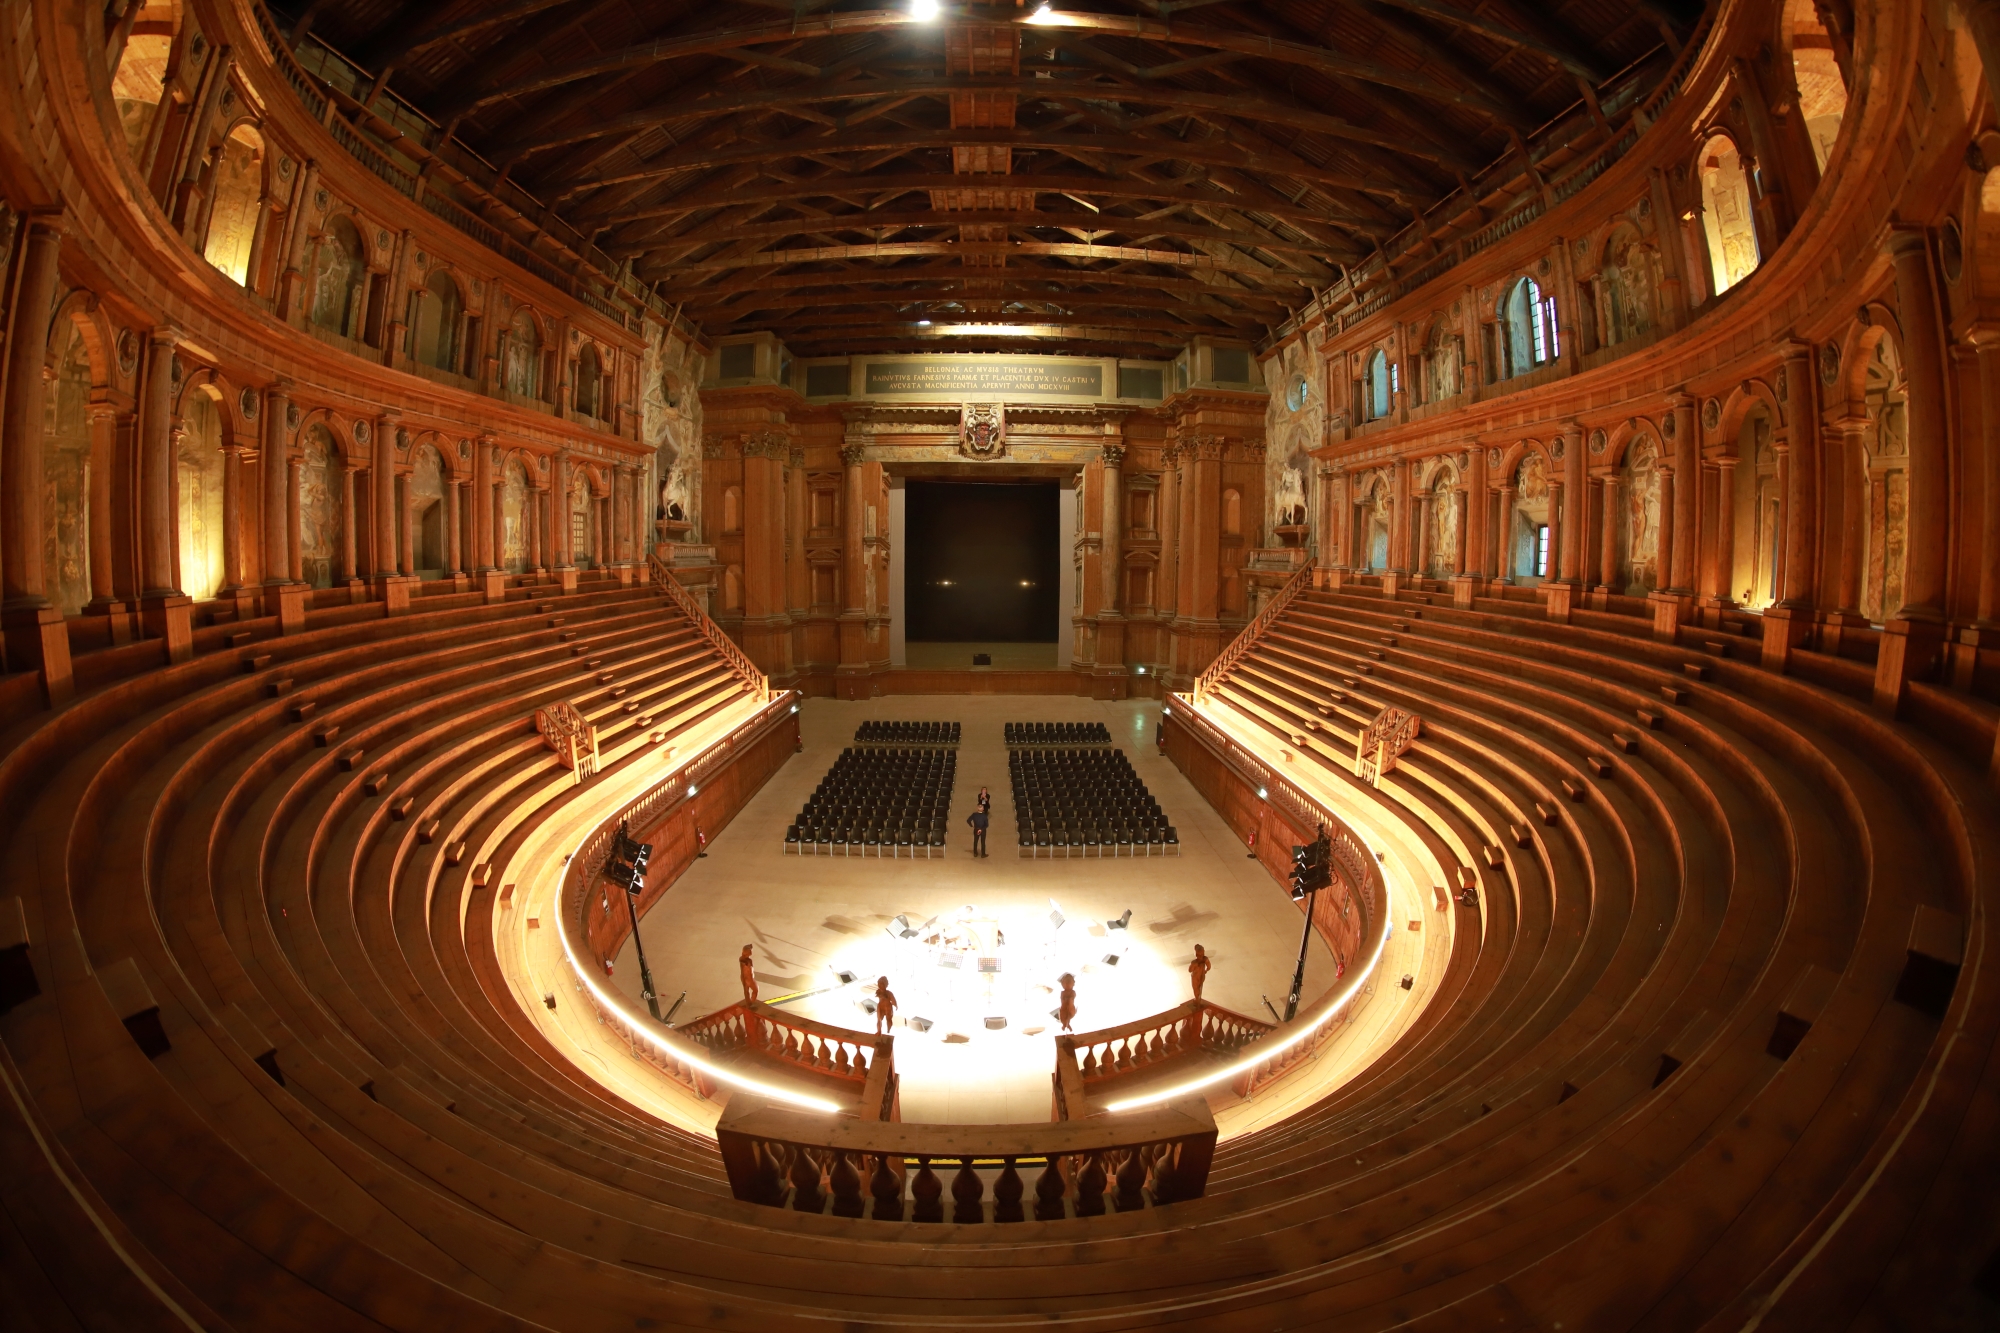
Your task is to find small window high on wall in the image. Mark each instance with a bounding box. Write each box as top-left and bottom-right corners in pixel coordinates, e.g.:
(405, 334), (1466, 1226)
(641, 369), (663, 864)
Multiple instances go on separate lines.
(1501, 278), (1559, 378)
(1364, 349), (1392, 420)
(1534, 525), (1550, 578)
(1787, 0), (1849, 172)
(1699, 135), (1761, 295)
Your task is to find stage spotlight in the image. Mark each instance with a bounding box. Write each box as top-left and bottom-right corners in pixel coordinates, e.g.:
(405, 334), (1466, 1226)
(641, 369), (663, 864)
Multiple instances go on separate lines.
(910, 0), (939, 18)
(1106, 908), (1132, 931)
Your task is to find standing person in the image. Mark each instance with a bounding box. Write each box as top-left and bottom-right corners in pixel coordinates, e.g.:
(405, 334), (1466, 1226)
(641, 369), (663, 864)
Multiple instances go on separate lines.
(1188, 944), (1212, 1000)
(976, 785), (992, 815)
(738, 945), (758, 1003)
(873, 977), (897, 1034)
(966, 804), (989, 857)
(1056, 973), (1077, 1032)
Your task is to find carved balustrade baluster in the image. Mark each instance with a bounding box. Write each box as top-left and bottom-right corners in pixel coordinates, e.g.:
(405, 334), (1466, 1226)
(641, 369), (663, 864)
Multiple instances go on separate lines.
(992, 1158), (1025, 1222)
(828, 1151), (865, 1218)
(1075, 1152), (1108, 1216)
(951, 1158), (985, 1223)
(751, 1140), (787, 1206)
(835, 1043), (852, 1076)
(911, 1157), (944, 1222)
(1033, 1158), (1068, 1220)
(1080, 1047), (1099, 1076)
(870, 1153), (904, 1221)
(789, 1145), (826, 1213)
(1113, 1147), (1149, 1212)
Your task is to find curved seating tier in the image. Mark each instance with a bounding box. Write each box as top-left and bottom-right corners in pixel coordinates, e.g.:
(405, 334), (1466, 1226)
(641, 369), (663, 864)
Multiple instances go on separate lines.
(1, 569), (1995, 1330)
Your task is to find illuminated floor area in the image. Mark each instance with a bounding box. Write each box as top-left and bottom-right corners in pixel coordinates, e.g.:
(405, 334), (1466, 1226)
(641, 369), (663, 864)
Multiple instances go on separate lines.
(613, 694), (1337, 1124)
(902, 641), (1060, 669)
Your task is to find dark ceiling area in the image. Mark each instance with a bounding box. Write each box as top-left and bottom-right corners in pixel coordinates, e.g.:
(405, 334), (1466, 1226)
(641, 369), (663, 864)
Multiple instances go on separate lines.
(272, 0), (1703, 361)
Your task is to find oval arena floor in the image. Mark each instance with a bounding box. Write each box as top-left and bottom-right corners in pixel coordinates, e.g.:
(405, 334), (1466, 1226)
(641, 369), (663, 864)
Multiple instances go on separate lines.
(2, 571), (1995, 1331)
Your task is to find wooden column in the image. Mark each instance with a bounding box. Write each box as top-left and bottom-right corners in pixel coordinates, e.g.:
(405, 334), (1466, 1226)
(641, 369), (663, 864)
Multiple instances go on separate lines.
(1465, 448), (1488, 577)
(1656, 463), (1677, 594)
(1495, 484), (1517, 582)
(553, 452), (572, 568)
(287, 457), (303, 583)
(1, 216), (65, 609)
(1598, 475), (1621, 592)
(398, 471), (415, 576)
(1778, 343), (1819, 608)
(85, 401), (120, 610)
(473, 435), (495, 570)
(1884, 228), (1949, 619)
(220, 440), (245, 591)
(1157, 446), (1181, 617)
(1970, 329), (2000, 624)
(1452, 488), (1469, 574)
(1544, 481), (1562, 582)
(374, 423), (397, 576)
(1714, 459), (1738, 604)
(139, 330), (180, 596)
(262, 385), (290, 585)
(1666, 395), (1697, 593)
(444, 476), (462, 576)
(1389, 456), (1411, 573)
(340, 463), (359, 581)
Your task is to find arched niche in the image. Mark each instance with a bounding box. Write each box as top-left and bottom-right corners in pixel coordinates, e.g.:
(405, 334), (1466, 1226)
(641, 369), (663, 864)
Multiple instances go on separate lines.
(410, 443), (448, 572)
(1499, 276), (1558, 378)
(202, 123), (265, 286)
(569, 468), (597, 566)
(500, 456), (531, 573)
(1783, 0), (1850, 174)
(503, 307), (542, 398)
(42, 319), (95, 615)
(1698, 134), (1761, 296)
(1598, 224), (1662, 347)
(177, 389), (227, 601)
(1419, 318), (1461, 406)
(110, 24), (174, 160)
(1511, 451), (1553, 582)
(298, 424), (345, 590)
(1424, 461), (1460, 579)
(575, 344), (604, 419)
(310, 216), (369, 338)
(1732, 403), (1781, 607)
(1363, 348), (1392, 420)
(411, 270), (465, 374)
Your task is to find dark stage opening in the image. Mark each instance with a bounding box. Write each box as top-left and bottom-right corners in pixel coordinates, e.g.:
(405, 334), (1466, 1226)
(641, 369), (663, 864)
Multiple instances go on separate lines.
(906, 480), (1059, 642)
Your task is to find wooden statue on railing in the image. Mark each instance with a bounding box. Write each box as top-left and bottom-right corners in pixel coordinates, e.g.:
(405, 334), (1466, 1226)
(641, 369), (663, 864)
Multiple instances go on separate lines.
(873, 978), (897, 1034)
(533, 700), (599, 780)
(739, 945), (759, 1002)
(1188, 945), (1211, 1000)
(1056, 973), (1077, 1032)
(1356, 706), (1421, 786)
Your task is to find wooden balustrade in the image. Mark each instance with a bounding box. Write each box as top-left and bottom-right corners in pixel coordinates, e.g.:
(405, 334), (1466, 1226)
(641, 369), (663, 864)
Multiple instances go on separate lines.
(715, 1099), (1217, 1224)
(649, 553), (769, 700)
(679, 1000), (891, 1101)
(1194, 557), (1314, 703)
(1059, 1000), (1276, 1100)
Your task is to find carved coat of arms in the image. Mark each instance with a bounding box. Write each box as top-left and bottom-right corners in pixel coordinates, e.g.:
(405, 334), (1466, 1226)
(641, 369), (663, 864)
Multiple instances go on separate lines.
(959, 402), (1006, 459)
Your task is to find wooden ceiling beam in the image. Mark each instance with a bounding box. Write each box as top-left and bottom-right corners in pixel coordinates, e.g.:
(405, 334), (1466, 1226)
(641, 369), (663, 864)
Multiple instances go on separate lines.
(442, 8), (1535, 121)
(613, 208), (1339, 259)
(640, 238), (1315, 283)
(673, 259), (1296, 307)
(555, 125), (1419, 211)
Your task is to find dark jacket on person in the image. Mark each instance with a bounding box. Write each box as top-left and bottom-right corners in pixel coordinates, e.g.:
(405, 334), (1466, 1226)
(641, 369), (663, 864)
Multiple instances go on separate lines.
(966, 810), (989, 831)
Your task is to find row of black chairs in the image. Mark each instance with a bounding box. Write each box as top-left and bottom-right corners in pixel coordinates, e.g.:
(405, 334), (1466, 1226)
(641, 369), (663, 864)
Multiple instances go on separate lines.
(1008, 747), (1176, 858)
(1005, 721), (1110, 746)
(786, 747), (956, 858)
(854, 720), (960, 746)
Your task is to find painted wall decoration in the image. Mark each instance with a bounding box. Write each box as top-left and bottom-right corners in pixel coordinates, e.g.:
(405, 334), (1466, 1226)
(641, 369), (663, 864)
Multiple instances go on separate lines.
(42, 324), (92, 615)
(642, 319), (703, 542)
(1620, 437), (1662, 595)
(1861, 335), (1909, 622)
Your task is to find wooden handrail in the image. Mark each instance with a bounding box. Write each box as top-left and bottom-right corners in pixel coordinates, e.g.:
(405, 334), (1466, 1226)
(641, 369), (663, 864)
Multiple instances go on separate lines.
(679, 1000), (889, 1089)
(648, 552), (768, 701)
(715, 1098), (1218, 1223)
(1058, 999), (1276, 1097)
(1194, 557), (1314, 703)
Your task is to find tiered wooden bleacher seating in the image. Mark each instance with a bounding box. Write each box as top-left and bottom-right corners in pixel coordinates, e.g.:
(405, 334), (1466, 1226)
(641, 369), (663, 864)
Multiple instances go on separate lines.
(2, 560), (1995, 1329)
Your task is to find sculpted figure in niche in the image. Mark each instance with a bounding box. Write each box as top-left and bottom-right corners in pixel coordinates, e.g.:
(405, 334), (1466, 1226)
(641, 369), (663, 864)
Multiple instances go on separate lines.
(1620, 438), (1662, 595)
(1600, 226), (1660, 346)
(500, 458), (529, 572)
(1423, 321), (1462, 404)
(309, 216), (368, 338)
(42, 324), (92, 615)
(1428, 467), (1460, 579)
(299, 428), (342, 589)
(1861, 335), (1909, 622)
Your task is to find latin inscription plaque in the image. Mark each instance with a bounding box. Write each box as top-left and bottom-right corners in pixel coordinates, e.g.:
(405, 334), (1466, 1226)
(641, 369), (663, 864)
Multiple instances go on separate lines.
(863, 360), (1105, 398)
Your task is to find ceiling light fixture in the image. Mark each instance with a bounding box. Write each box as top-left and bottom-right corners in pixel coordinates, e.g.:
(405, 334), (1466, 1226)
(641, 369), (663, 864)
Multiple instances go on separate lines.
(910, 0), (940, 19)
